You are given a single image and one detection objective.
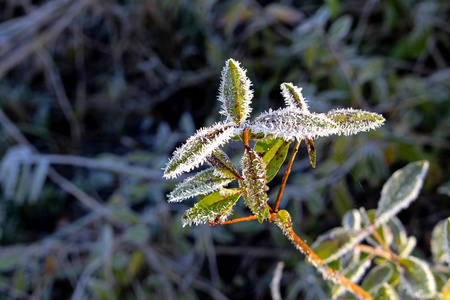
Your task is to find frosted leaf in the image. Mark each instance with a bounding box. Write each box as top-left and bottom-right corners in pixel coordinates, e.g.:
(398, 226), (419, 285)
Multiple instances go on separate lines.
(251, 108), (338, 140)
(446, 218), (450, 264)
(386, 217), (408, 252)
(361, 263), (394, 294)
(331, 258), (371, 299)
(280, 82), (309, 113)
(342, 209), (362, 231)
(431, 218), (449, 264)
(375, 284), (400, 300)
(399, 256), (436, 298)
(163, 123), (235, 179)
(167, 168), (234, 202)
(218, 59), (253, 126)
(241, 147), (270, 223)
(326, 108), (385, 136)
(182, 188), (243, 226)
(311, 227), (372, 263)
(398, 237), (416, 258)
(207, 149), (241, 179)
(375, 161), (429, 226)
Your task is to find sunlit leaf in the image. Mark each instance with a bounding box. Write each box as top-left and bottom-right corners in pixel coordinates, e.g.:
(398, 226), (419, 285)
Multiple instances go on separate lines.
(305, 138), (316, 168)
(326, 108), (385, 136)
(375, 160), (429, 226)
(258, 138), (291, 182)
(182, 188), (243, 226)
(399, 256), (436, 299)
(241, 148), (269, 223)
(218, 58), (253, 125)
(207, 149), (241, 179)
(442, 278), (450, 300)
(374, 283), (400, 300)
(275, 209), (292, 233)
(163, 123), (235, 179)
(168, 168), (234, 202)
(251, 108), (338, 141)
(280, 82), (309, 113)
(361, 263), (394, 293)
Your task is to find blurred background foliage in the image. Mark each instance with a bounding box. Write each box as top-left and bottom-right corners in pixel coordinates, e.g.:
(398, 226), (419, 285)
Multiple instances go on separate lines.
(0, 0), (449, 299)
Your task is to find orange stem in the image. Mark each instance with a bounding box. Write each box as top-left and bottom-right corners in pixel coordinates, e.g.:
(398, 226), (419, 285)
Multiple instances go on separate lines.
(274, 139), (301, 212)
(284, 226), (372, 300)
(209, 215), (258, 226)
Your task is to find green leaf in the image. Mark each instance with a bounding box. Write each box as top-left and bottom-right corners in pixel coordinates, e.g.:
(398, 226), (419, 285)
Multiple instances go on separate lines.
(374, 283), (400, 300)
(398, 256), (436, 298)
(361, 263), (394, 293)
(218, 58), (253, 125)
(251, 108), (338, 141)
(126, 250), (145, 281)
(168, 168), (235, 202)
(163, 123), (235, 179)
(326, 108), (385, 136)
(386, 217), (408, 252)
(241, 148), (270, 223)
(375, 161), (429, 226)
(305, 139), (316, 168)
(280, 82), (309, 113)
(275, 209), (292, 232)
(207, 149), (241, 179)
(342, 209), (362, 231)
(260, 138), (291, 182)
(182, 188), (242, 226)
(328, 15), (353, 41)
(254, 136), (279, 153)
(434, 218), (450, 264)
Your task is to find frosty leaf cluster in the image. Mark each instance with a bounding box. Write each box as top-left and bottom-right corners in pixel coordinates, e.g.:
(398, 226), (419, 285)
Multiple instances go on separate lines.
(161, 59), (448, 299)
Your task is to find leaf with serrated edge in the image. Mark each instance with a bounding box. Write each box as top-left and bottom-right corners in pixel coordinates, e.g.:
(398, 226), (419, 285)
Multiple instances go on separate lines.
(261, 138), (291, 182)
(375, 161), (429, 226)
(399, 256), (436, 299)
(163, 123), (235, 179)
(182, 188), (243, 226)
(207, 149), (241, 179)
(251, 108), (338, 141)
(305, 138), (316, 168)
(326, 108), (385, 136)
(361, 263), (394, 293)
(332, 258), (371, 299)
(218, 59), (253, 125)
(375, 284), (400, 300)
(168, 168), (234, 202)
(280, 82), (309, 113)
(241, 148), (269, 223)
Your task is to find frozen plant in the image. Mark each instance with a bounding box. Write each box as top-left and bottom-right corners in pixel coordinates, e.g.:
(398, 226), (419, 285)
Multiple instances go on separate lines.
(163, 59), (448, 299)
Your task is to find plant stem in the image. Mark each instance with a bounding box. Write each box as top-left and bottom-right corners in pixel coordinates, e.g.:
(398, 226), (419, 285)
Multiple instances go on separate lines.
(280, 225), (372, 300)
(242, 129), (250, 149)
(355, 244), (398, 261)
(209, 215), (257, 226)
(371, 229), (396, 258)
(274, 139), (301, 212)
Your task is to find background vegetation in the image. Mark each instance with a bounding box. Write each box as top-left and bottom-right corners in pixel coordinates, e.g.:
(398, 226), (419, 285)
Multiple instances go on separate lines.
(0, 0), (449, 299)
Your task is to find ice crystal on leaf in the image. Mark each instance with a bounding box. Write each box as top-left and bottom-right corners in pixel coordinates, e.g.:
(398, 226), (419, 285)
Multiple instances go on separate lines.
(280, 82), (309, 113)
(167, 168), (235, 202)
(218, 59), (253, 126)
(250, 108), (338, 140)
(163, 122), (235, 179)
(241, 147), (270, 223)
(326, 108), (385, 136)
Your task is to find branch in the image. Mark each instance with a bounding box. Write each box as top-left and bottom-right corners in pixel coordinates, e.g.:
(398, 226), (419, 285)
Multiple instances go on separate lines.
(274, 139), (301, 212)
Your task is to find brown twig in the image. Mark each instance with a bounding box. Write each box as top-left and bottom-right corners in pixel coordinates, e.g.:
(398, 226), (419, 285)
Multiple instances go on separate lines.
(209, 215), (258, 226)
(282, 226), (372, 300)
(356, 244), (398, 262)
(274, 139), (301, 212)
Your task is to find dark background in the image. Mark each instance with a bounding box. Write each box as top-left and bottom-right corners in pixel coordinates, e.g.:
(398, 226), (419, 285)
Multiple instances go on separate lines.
(0, 0), (449, 299)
